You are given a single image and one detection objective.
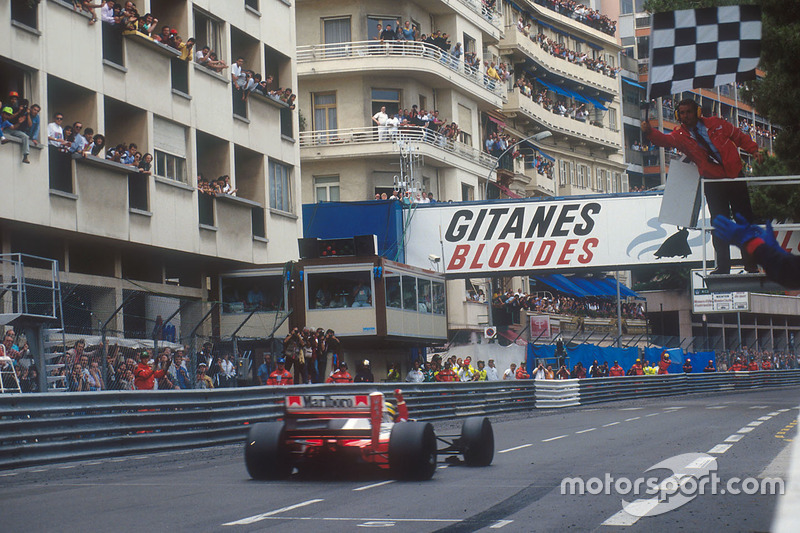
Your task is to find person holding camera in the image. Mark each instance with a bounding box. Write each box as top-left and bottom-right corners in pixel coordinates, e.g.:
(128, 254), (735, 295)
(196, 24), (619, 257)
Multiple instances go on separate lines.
(283, 327), (304, 383)
(1, 100), (37, 164)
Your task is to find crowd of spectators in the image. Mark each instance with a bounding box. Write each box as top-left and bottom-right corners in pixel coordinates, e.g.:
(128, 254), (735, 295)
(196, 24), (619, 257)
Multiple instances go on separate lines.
(198, 174), (237, 196)
(514, 76), (596, 124)
(716, 349), (798, 372)
(0, 91), (40, 164)
(370, 104), (465, 150)
(492, 289), (646, 320)
(226, 57), (298, 109)
(482, 128), (555, 180)
(368, 20), (511, 91)
(515, 21), (619, 79)
(256, 327), (343, 385)
(373, 190), (436, 203)
(738, 118), (778, 143)
(529, 0), (617, 36)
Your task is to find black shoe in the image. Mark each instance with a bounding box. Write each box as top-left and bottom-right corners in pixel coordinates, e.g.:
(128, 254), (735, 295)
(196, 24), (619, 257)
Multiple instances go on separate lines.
(708, 268), (730, 276)
(21, 156), (29, 164)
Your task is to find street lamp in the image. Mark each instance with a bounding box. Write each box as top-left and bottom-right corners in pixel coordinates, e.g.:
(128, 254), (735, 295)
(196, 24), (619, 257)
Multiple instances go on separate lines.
(484, 130), (553, 200)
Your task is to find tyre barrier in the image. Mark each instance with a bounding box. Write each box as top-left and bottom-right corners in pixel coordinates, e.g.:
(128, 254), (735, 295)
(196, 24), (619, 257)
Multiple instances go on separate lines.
(0, 371), (798, 469)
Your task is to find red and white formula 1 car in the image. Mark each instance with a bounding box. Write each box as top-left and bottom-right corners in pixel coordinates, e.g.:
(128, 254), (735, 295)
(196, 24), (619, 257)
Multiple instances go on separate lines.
(245, 389), (494, 480)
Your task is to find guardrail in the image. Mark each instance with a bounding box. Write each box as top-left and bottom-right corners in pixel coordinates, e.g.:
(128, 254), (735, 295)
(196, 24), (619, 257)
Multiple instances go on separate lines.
(1, 371), (797, 469)
(298, 126), (498, 170)
(296, 40), (507, 101)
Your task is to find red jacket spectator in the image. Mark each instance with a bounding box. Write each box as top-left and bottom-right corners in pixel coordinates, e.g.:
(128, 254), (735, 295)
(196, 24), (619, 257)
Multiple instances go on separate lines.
(134, 355), (166, 390)
(657, 353), (671, 375)
(608, 363), (624, 377)
(627, 361), (644, 376)
(748, 361), (759, 371)
(516, 366), (530, 379)
(327, 365), (353, 383)
(730, 361), (746, 372)
(761, 360), (772, 370)
(267, 369), (293, 385)
(645, 115), (758, 179)
(436, 367), (458, 382)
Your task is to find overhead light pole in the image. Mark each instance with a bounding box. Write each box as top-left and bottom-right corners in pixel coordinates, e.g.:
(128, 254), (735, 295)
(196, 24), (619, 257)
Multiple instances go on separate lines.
(484, 130), (552, 200)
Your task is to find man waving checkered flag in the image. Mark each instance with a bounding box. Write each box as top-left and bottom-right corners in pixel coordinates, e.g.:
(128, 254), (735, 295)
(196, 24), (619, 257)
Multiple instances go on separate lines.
(647, 5), (762, 100)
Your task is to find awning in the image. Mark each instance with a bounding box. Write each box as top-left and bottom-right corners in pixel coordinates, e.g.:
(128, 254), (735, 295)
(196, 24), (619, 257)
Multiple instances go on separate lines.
(570, 277), (611, 297)
(520, 140), (555, 161)
(535, 275), (578, 296)
(622, 77), (646, 90)
(598, 277), (642, 299)
(585, 41), (604, 51)
(488, 115), (507, 129)
(551, 274), (593, 297)
(582, 94), (608, 111)
(536, 77), (571, 98)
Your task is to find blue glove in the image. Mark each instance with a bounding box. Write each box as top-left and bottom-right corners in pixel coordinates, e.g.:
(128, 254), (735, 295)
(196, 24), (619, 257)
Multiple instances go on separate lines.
(712, 214), (763, 248)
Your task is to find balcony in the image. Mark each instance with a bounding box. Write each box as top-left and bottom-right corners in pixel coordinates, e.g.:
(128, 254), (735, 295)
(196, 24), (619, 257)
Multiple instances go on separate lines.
(299, 126), (497, 173)
(499, 27), (617, 94)
(505, 88), (623, 150)
(296, 40), (506, 108)
(523, 161), (556, 196)
(428, 0), (504, 40)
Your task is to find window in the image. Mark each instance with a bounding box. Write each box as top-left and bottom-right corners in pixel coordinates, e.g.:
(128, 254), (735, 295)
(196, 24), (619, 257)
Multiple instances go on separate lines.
(614, 172), (628, 193)
(154, 150), (187, 183)
(324, 17), (352, 44)
(252, 206), (265, 238)
(366, 16), (398, 40)
(559, 160), (573, 187)
(636, 36), (650, 59)
(269, 160), (293, 213)
(308, 271), (372, 309)
(401, 275), (417, 310)
(313, 92), (337, 131)
(372, 88), (400, 116)
(153, 117), (187, 182)
(577, 165), (588, 189)
(129, 172), (148, 211)
(280, 107), (293, 138)
(432, 281), (445, 314)
(195, 9), (224, 63)
(198, 192), (214, 226)
(10, 0), (37, 29)
(245, 0), (259, 11)
(222, 274), (285, 314)
(386, 276), (401, 308)
(315, 176), (340, 202)
(609, 108), (618, 131)
(458, 104), (473, 146)
(463, 33), (476, 54)
(418, 94), (427, 111)
(461, 183), (474, 201)
(596, 168), (608, 192)
(417, 279), (432, 313)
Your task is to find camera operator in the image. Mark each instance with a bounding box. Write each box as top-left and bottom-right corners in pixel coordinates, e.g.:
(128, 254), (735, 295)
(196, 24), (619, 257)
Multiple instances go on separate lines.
(1, 99), (37, 164)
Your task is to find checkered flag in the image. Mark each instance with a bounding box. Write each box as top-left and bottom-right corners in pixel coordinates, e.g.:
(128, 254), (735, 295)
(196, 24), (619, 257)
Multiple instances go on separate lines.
(647, 5), (761, 100)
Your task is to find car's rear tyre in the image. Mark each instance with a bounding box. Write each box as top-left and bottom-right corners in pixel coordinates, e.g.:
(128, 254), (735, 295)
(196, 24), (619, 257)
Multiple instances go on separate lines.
(460, 417), (494, 466)
(389, 422), (437, 480)
(244, 422), (292, 480)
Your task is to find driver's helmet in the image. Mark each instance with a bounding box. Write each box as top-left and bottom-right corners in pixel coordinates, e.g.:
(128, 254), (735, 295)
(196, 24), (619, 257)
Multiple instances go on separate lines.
(383, 400), (398, 423)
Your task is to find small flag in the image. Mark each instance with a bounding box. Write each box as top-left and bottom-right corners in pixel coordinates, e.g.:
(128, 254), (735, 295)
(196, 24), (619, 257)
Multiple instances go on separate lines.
(647, 5), (762, 100)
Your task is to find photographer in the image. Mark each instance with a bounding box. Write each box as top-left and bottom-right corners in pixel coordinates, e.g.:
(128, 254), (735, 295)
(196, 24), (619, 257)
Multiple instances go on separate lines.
(323, 329), (341, 376)
(1, 101), (34, 164)
(283, 327), (304, 382)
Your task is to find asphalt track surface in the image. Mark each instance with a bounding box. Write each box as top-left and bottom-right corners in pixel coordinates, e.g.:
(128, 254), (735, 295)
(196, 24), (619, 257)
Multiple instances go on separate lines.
(2, 387), (799, 532)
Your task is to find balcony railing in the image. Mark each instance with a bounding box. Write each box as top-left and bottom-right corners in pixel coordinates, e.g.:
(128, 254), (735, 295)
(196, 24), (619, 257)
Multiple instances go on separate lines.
(451, 0), (503, 29)
(296, 40), (506, 101)
(299, 126), (497, 170)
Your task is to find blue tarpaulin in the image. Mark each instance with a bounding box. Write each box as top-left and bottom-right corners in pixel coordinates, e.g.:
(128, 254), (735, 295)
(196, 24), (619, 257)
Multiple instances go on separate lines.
(622, 77), (646, 90)
(303, 201), (405, 262)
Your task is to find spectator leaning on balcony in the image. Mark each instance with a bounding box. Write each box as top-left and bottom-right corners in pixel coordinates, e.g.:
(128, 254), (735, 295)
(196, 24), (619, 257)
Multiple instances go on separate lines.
(1, 104), (32, 164)
(372, 106), (389, 141)
(47, 112), (66, 147)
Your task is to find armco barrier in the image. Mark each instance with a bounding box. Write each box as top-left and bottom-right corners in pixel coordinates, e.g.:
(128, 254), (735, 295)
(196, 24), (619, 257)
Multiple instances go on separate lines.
(0, 371), (797, 469)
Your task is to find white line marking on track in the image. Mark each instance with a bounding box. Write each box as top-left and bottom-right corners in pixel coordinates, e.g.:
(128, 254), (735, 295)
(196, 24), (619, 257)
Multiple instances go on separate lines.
(490, 519), (514, 529)
(768, 412), (780, 416)
(353, 480), (395, 492)
(619, 407), (644, 411)
(664, 406), (686, 410)
(576, 428), (596, 434)
(706, 406), (728, 409)
(758, 416), (773, 421)
(542, 435), (568, 442)
(110, 459), (126, 463)
(498, 444), (533, 454)
(29, 469), (47, 473)
(85, 462), (101, 466)
(750, 406), (769, 409)
(239, 516), (459, 524)
(625, 417), (641, 421)
(747, 421), (763, 427)
(708, 444), (732, 454)
(645, 413), (659, 417)
(0, 472), (18, 477)
(725, 434), (744, 443)
(686, 457), (716, 469)
(57, 465), (77, 469)
(778, 409), (790, 413)
(602, 499), (660, 526)
(603, 422), (620, 427)
(437, 465), (449, 470)
(738, 427), (754, 433)
(223, 499), (325, 526)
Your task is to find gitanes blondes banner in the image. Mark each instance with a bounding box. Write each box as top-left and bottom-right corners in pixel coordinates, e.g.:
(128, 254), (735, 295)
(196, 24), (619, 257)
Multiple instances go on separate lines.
(405, 194), (720, 276)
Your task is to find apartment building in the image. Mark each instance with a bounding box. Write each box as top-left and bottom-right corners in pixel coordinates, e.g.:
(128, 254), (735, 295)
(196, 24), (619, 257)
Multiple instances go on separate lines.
(1, 0), (301, 340)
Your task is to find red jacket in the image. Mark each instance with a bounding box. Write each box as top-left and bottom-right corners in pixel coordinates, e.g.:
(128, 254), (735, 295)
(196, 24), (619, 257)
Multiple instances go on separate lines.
(609, 365), (625, 377)
(326, 370), (353, 383)
(628, 364), (644, 376)
(646, 116), (758, 179)
(134, 363), (165, 390)
(516, 367), (530, 379)
(267, 369), (293, 386)
(435, 368), (458, 382)
(657, 358), (670, 375)
(748, 362), (759, 371)
(761, 360), (772, 370)
(730, 363), (745, 372)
